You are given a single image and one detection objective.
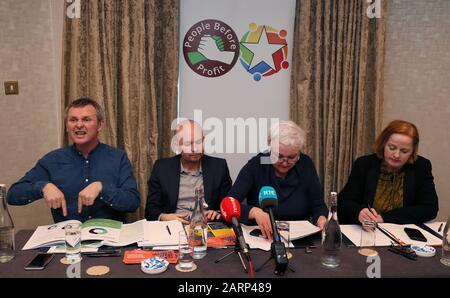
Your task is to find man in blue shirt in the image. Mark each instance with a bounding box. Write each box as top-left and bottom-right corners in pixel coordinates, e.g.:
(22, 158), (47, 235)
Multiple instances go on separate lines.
(7, 98), (140, 222)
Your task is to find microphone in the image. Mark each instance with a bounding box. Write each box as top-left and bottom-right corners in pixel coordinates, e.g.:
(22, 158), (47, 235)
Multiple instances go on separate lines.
(258, 186), (288, 275)
(220, 197), (250, 258)
(258, 186), (281, 242)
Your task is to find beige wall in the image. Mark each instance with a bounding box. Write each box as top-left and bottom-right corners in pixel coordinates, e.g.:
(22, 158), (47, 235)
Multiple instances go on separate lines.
(383, 0), (450, 220)
(0, 0), (63, 230)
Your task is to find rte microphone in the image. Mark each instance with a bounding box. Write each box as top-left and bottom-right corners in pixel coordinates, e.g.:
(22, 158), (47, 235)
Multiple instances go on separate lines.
(220, 197), (250, 258)
(258, 186), (288, 275)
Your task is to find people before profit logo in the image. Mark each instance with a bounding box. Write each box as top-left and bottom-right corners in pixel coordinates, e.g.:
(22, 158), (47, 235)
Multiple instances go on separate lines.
(183, 19), (240, 78)
(240, 23), (289, 81)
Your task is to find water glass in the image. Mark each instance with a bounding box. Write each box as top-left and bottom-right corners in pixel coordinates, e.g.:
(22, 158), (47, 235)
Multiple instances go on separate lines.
(65, 223), (81, 263)
(441, 218), (450, 267)
(176, 230), (195, 271)
(358, 220), (377, 257)
(276, 221), (292, 259)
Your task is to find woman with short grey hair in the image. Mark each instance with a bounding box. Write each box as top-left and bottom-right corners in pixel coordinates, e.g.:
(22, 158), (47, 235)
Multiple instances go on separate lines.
(229, 120), (328, 240)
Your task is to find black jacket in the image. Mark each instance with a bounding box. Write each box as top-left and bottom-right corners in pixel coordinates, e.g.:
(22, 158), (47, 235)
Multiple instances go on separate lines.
(337, 154), (439, 224)
(145, 154), (232, 220)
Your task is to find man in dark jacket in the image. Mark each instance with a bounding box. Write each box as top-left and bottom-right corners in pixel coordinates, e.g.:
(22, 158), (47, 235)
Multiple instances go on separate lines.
(145, 120), (232, 223)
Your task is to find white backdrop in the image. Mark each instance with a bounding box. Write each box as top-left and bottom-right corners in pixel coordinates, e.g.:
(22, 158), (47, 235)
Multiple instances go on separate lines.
(179, 0), (296, 180)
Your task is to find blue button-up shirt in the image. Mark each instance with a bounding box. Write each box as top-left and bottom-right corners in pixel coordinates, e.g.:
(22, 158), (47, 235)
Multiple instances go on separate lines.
(7, 143), (140, 223)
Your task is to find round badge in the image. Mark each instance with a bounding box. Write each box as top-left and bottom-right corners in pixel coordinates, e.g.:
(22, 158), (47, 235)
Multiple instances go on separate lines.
(141, 257), (169, 275)
(182, 19), (240, 78)
(411, 245), (436, 257)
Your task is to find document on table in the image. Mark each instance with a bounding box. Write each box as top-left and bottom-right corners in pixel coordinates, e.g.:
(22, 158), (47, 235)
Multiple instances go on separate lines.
(103, 219), (146, 247)
(242, 221), (321, 251)
(341, 222), (444, 247)
(138, 220), (185, 247)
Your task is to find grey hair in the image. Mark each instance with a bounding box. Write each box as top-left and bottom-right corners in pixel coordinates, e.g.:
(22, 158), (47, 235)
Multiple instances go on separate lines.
(268, 120), (306, 152)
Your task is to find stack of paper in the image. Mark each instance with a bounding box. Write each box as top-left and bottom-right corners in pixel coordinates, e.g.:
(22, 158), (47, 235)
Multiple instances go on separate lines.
(137, 220), (185, 249)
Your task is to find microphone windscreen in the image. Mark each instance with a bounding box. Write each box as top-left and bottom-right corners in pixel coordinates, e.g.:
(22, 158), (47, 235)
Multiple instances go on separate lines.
(258, 186), (278, 209)
(220, 197), (241, 223)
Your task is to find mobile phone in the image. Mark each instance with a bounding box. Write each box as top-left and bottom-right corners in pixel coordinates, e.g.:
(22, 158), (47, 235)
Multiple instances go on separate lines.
(249, 228), (263, 237)
(24, 253), (55, 270)
(84, 247), (122, 257)
(404, 227), (427, 242)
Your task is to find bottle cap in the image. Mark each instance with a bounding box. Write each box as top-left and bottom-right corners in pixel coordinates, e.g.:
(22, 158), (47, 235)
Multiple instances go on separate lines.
(141, 257), (169, 274)
(410, 245), (436, 257)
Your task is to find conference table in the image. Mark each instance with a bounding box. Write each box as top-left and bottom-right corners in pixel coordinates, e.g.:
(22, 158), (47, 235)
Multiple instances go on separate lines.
(1, 230), (449, 279)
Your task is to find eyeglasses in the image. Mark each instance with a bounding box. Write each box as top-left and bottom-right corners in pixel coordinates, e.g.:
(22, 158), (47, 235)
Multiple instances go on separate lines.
(271, 153), (300, 164)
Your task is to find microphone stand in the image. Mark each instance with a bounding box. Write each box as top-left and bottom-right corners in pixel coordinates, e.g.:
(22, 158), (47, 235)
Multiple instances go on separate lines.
(215, 241), (249, 273)
(254, 209), (296, 276)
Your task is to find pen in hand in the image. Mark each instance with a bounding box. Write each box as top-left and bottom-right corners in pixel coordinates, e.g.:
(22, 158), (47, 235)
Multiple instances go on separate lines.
(438, 223), (443, 233)
(367, 204), (378, 220)
(166, 225), (172, 235)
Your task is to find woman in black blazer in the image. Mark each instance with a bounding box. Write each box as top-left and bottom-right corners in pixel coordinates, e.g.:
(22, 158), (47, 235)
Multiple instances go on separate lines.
(338, 120), (439, 224)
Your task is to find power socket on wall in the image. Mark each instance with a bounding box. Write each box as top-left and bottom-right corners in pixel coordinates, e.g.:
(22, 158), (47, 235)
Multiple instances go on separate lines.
(4, 81), (19, 95)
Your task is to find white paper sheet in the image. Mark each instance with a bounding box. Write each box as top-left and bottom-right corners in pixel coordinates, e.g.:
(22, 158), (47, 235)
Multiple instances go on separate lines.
(242, 221), (321, 251)
(140, 220), (185, 247)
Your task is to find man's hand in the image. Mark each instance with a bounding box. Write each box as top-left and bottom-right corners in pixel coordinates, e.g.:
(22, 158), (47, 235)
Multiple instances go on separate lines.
(160, 213), (190, 224)
(42, 183), (67, 216)
(78, 182), (102, 213)
(249, 207), (273, 240)
(205, 210), (221, 221)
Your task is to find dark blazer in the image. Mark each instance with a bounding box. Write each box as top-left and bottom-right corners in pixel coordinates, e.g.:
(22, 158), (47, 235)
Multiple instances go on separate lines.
(337, 154), (439, 224)
(145, 154), (232, 220)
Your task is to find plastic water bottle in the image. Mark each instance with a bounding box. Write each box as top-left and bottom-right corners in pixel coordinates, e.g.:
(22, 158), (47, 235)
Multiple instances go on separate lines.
(0, 184), (15, 263)
(321, 191), (342, 268)
(440, 216), (450, 267)
(190, 187), (207, 259)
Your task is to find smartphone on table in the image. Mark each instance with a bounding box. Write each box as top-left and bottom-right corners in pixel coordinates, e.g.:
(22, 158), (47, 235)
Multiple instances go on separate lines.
(404, 227), (427, 242)
(24, 253), (55, 270)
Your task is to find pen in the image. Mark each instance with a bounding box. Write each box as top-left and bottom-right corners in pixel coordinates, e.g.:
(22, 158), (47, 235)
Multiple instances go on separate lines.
(377, 224), (406, 246)
(166, 225), (172, 235)
(438, 223), (443, 233)
(415, 223), (443, 240)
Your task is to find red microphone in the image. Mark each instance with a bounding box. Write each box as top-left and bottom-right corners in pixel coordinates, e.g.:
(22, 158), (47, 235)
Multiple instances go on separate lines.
(220, 196), (241, 222)
(220, 197), (249, 256)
